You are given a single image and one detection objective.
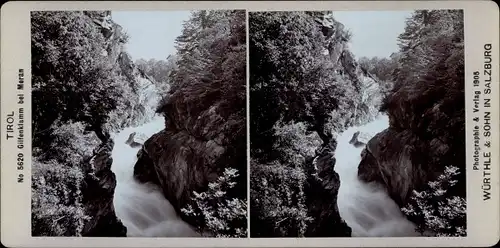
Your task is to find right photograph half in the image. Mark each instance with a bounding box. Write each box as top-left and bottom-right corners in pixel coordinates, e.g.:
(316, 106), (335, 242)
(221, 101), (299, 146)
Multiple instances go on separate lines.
(249, 10), (465, 238)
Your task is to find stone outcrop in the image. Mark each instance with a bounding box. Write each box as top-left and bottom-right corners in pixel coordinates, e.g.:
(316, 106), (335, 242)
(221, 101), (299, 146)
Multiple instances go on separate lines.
(133, 101), (247, 223)
(81, 139), (127, 237)
(304, 140), (352, 237)
(131, 15), (247, 231)
(357, 67), (465, 208)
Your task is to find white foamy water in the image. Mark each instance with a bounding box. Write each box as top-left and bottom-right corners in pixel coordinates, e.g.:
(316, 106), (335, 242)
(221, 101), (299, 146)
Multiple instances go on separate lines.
(110, 115), (199, 237)
(334, 115), (419, 237)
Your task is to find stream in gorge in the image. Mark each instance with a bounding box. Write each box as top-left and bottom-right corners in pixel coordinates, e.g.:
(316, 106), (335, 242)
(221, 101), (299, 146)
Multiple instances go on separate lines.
(109, 112), (418, 237)
(110, 115), (199, 237)
(333, 114), (420, 237)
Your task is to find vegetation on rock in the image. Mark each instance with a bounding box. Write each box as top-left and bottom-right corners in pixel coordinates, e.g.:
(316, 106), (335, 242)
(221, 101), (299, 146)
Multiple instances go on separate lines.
(134, 10), (248, 237)
(358, 9), (466, 236)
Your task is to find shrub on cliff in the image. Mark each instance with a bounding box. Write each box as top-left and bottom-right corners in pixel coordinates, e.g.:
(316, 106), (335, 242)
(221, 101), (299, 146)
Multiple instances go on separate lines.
(31, 121), (100, 236)
(251, 160), (312, 237)
(181, 168), (247, 238)
(273, 121), (323, 166)
(401, 166), (466, 236)
(32, 159), (90, 236)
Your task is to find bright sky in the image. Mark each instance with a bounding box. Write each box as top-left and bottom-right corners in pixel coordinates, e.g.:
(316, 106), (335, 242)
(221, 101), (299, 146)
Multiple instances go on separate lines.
(112, 10), (413, 61)
(331, 11), (414, 59)
(111, 11), (192, 61)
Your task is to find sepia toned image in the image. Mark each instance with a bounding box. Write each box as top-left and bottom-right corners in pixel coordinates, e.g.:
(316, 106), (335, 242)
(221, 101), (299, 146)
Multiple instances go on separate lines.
(249, 10), (465, 237)
(30, 9), (247, 238)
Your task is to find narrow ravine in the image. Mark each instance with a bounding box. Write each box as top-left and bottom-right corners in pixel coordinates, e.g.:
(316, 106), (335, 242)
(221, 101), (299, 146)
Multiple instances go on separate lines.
(110, 115), (199, 237)
(333, 115), (419, 237)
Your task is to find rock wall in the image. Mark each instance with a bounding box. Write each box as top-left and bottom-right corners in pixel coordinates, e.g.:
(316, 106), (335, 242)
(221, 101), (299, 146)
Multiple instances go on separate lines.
(133, 99), (247, 223)
(357, 75), (465, 208)
(131, 12), (247, 229)
(81, 140), (127, 236)
(304, 140), (352, 237)
(298, 12), (384, 237)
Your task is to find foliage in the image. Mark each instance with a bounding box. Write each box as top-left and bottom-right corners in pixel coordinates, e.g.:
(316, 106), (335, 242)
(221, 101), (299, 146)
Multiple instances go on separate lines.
(181, 168), (247, 238)
(31, 11), (124, 143)
(381, 9), (465, 157)
(250, 11), (355, 150)
(273, 121), (323, 167)
(32, 159), (90, 236)
(250, 160), (312, 237)
(135, 56), (177, 94)
(31, 11), (139, 236)
(401, 166), (466, 236)
(35, 121), (101, 166)
(157, 10), (246, 129)
(357, 56), (398, 82)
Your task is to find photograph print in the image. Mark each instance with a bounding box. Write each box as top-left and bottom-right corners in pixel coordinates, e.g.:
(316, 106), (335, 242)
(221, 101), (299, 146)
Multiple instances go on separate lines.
(31, 9), (247, 237)
(249, 10), (465, 237)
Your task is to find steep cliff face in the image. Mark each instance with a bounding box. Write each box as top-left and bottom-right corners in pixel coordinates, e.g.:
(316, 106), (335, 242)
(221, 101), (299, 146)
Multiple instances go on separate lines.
(317, 13), (383, 128)
(81, 139), (127, 236)
(304, 140), (352, 237)
(301, 13), (382, 237)
(356, 10), (465, 212)
(132, 10), (247, 233)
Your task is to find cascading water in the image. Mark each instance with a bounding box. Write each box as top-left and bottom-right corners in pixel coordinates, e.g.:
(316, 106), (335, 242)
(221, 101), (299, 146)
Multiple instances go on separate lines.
(108, 72), (198, 237)
(110, 115), (199, 237)
(333, 114), (419, 237)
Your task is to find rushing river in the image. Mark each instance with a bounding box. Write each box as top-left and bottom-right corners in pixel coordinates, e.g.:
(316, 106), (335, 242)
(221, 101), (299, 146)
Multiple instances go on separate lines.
(110, 115), (198, 237)
(333, 115), (419, 237)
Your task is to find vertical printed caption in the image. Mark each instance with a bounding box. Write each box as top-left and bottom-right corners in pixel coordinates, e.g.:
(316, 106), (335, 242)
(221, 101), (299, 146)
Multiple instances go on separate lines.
(5, 69), (26, 184)
(472, 44), (493, 201)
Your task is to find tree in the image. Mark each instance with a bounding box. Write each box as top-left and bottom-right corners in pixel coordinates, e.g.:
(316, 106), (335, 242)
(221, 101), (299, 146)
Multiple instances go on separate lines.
(31, 11), (136, 236)
(250, 11), (360, 156)
(401, 166), (466, 236)
(31, 11), (124, 144)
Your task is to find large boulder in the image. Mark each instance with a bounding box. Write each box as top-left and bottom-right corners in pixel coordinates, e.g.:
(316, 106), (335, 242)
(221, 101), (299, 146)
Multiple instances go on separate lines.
(348, 131), (371, 148)
(126, 132), (149, 148)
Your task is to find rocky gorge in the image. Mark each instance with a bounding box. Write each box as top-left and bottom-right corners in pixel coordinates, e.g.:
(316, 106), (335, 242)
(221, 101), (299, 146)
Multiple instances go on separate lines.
(249, 10), (465, 237)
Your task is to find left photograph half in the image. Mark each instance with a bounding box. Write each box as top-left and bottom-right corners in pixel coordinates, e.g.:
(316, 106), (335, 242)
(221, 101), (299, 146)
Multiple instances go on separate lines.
(31, 10), (247, 238)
